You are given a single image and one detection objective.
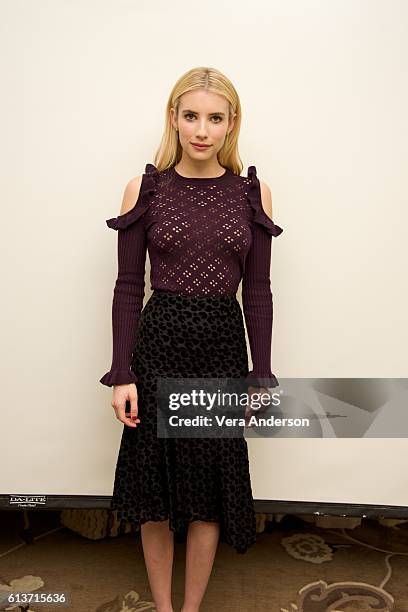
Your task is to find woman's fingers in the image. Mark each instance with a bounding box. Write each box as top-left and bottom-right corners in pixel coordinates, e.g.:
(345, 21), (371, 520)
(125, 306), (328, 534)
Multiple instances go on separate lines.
(245, 386), (270, 427)
(112, 385), (141, 428)
(120, 398), (140, 428)
(245, 406), (253, 428)
(129, 395), (140, 424)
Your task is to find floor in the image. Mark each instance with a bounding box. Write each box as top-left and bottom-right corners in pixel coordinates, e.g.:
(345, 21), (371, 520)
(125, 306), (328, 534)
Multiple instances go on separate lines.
(0, 510), (407, 611)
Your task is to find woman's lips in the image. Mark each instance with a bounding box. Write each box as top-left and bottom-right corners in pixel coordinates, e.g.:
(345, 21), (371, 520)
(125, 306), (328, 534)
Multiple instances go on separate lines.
(191, 143), (211, 150)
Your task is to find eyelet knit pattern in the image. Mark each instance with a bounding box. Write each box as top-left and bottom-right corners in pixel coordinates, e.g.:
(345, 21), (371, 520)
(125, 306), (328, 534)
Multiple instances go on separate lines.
(100, 163), (283, 388)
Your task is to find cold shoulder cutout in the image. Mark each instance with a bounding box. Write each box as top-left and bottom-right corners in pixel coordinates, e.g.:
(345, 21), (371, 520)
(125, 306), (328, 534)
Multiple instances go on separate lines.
(105, 163), (159, 230)
(247, 166), (283, 237)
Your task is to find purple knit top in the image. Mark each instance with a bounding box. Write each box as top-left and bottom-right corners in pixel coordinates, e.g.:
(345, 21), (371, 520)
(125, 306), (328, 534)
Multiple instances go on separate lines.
(100, 163), (283, 388)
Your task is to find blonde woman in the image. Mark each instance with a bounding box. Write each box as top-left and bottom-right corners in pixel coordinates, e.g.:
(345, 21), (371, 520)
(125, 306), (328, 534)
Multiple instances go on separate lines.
(100, 66), (283, 612)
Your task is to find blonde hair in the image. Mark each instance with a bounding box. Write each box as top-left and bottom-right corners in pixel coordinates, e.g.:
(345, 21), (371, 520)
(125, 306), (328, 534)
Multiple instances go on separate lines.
(153, 66), (243, 175)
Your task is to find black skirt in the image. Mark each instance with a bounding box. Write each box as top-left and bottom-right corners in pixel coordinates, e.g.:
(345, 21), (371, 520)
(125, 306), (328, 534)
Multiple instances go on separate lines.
(110, 289), (257, 554)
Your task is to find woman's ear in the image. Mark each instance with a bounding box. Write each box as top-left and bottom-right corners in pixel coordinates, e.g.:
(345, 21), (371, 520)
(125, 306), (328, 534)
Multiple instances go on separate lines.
(228, 112), (236, 134)
(169, 107), (177, 130)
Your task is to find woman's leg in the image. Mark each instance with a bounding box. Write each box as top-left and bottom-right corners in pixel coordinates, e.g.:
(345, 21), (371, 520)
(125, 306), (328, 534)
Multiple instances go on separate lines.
(140, 519), (175, 612)
(181, 520), (220, 612)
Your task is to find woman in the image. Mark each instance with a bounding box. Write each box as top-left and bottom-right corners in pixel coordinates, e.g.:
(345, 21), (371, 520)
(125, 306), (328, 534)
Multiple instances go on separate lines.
(100, 66), (283, 612)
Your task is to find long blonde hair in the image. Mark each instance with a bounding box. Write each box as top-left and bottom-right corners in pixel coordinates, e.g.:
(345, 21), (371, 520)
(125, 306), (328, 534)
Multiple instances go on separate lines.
(153, 66), (243, 175)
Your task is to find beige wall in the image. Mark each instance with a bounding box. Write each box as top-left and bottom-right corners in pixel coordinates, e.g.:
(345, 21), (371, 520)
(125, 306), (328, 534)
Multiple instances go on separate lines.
(1, 0), (407, 503)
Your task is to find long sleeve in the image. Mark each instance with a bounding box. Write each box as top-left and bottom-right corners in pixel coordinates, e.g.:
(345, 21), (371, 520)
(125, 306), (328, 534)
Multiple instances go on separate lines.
(100, 165), (157, 387)
(242, 166), (283, 388)
(99, 220), (147, 387)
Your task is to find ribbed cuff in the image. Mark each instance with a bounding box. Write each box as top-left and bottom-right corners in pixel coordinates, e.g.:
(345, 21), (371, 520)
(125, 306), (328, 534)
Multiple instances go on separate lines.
(245, 370), (279, 388)
(99, 368), (138, 387)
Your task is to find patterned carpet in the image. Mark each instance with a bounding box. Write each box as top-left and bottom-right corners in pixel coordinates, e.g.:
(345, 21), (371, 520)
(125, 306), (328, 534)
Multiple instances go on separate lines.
(0, 511), (407, 611)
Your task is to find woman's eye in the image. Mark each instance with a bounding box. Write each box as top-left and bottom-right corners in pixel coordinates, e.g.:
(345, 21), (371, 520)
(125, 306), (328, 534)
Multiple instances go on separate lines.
(184, 114), (222, 123)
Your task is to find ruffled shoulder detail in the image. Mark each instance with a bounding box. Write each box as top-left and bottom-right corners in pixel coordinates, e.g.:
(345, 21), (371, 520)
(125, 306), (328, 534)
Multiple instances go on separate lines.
(105, 163), (159, 230)
(247, 166), (284, 237)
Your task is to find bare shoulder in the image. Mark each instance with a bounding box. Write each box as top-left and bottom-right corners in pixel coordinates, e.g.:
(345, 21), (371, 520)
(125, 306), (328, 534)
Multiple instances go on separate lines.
(258, 179), (273, 220)
(120, 175), (144, 215)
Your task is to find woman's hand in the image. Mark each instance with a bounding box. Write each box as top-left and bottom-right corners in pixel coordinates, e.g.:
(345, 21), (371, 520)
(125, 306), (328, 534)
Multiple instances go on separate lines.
(245, 386), (269, 428)
(111, 384), (141, 428)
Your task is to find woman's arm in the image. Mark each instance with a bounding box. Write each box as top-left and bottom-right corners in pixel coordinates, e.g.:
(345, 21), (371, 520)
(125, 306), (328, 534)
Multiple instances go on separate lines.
(99, 176), (148, 387)
(242, 179), (280, 388)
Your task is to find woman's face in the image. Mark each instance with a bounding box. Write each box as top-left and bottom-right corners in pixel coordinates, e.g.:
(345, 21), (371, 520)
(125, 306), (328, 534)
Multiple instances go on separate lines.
(171, 89), (235, 163)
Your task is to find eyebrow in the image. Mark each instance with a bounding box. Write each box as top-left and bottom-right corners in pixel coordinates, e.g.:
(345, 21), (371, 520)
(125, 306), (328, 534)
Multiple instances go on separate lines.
(182, 109), (226, 116)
